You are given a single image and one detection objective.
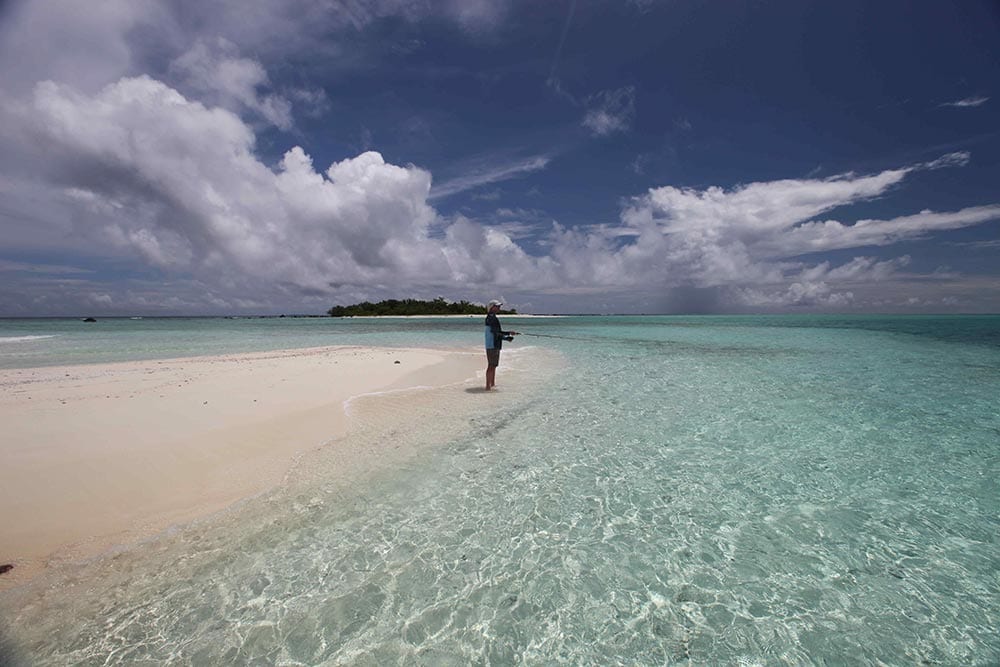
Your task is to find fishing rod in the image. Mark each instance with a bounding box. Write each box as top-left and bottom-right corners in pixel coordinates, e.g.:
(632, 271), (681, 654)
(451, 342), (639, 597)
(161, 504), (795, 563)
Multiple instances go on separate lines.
(517, 332), (598, 342)
(518, 331), (678, 346)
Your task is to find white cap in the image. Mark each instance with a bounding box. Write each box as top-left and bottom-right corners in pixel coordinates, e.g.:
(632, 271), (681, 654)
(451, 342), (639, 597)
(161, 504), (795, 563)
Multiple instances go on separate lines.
(487, 299), (503, 308)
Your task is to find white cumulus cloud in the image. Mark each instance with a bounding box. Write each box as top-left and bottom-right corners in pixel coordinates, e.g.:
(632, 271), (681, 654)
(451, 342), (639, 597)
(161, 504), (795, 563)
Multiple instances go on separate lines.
(6, 70), (999, 315)
(1, 0), (998, 315)
(16, 76), (561, 304)
(170, 38), (293, 130)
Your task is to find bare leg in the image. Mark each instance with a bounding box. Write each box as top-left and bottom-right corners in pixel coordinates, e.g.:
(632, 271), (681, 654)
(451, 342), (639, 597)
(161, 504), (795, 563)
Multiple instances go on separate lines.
(485, 366), (496, 390)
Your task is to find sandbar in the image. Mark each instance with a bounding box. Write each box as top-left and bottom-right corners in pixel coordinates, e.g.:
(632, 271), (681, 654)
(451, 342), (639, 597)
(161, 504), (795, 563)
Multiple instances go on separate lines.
(0, 345), (480, 588)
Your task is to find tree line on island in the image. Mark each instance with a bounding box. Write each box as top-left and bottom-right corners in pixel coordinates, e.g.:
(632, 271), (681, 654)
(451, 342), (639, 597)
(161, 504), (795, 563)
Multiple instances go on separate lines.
(326, 297), (517, 317)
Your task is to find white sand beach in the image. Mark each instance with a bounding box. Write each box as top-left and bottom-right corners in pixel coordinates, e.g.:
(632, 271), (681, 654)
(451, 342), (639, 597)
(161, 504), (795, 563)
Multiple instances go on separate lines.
(0, 346), (480, 588)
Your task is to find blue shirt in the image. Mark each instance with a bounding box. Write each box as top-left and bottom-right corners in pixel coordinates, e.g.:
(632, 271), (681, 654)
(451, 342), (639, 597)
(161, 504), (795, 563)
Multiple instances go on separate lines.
(485, 312), (504, 349)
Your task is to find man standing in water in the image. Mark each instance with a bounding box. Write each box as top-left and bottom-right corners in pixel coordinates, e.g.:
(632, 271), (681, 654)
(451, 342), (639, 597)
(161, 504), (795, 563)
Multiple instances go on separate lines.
(484, 299), (517, 390)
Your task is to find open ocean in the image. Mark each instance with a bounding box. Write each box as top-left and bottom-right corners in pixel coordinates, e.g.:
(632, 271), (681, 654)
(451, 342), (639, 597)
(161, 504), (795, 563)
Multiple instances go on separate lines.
(1, 315), (998, 665)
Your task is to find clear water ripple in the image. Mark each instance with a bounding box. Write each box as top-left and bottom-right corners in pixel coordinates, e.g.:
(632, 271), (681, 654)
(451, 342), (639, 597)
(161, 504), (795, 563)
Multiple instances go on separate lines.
(1, 316), (998, 665)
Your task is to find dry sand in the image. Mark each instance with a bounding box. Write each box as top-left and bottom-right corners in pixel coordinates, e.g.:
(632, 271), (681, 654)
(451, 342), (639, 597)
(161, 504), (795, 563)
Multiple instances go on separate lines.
(0, 345), (480, 587)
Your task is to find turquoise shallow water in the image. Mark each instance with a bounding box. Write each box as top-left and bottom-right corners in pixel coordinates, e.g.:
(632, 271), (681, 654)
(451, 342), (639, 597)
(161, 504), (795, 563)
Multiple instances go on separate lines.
(0, 316), (486, 369)
(1, 315), (999, 665)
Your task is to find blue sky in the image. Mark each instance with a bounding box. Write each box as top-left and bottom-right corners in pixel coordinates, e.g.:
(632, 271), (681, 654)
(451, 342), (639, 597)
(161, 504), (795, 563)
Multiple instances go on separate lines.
(1, 0), (998, 315)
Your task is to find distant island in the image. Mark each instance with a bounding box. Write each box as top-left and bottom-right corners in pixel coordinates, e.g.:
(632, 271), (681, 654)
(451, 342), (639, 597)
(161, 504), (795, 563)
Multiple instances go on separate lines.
(327, 298), (516, 317)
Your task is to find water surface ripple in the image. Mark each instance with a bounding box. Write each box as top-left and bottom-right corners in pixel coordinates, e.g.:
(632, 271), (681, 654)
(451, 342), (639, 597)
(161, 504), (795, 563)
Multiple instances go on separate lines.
(2, 316), (998, 665)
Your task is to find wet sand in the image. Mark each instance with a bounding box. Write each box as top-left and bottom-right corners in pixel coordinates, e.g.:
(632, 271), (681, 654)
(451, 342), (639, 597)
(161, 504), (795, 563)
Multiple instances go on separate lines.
(0, 345), (480, 587)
